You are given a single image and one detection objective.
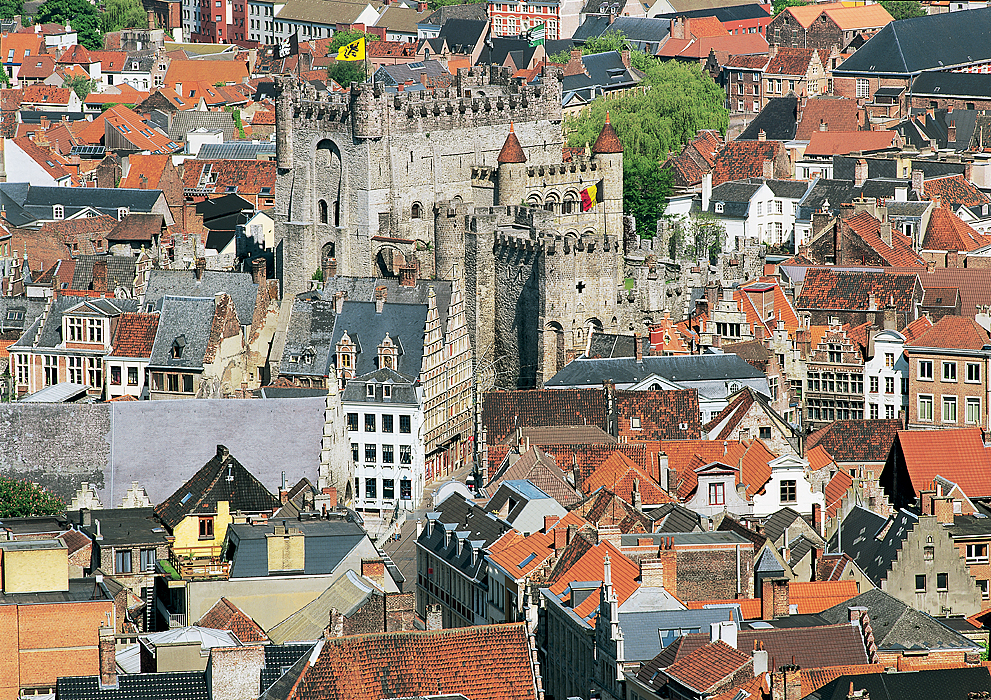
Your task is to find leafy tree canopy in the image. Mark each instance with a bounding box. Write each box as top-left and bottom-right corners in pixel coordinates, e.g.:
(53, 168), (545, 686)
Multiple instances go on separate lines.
(548, 29), (629, 63)
(879, 0), (925, 18)
(427, 0), (485, 8)
(101, 0), (148, 32)
(0, 0), (23, 20)
(564, 57), (728, 236)
(327, 29), (379, 55)
(64, 74), (97, 99)
(36, 0), (102, 49)
(0, 477), (64, 518)
(327, 61), (367, 88)
(772, 0), (807, 15)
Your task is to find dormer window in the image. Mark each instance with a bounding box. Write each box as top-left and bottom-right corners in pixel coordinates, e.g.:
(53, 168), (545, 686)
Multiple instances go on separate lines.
(171, 334), (186, 359)
(88, 319), (103, 343)
(366, 383), (375, 398)
(383, 384), (391, 398)
(336, 330), (358, 381)
(715, 202), (724, 214)
(117, 207), (129, 220)
(67, 316), (84, 341)
(378, 333), (398, 371)
(53, 204), (64, 220)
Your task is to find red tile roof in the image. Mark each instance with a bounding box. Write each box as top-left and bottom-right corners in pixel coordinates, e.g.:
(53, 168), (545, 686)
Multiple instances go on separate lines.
(20, 85), (72, 105)
(723, 54), (770, 70)
(795, 98), (861, 140)
(488, 530), (554, 579)
(683, 15), (729, 37)
(12, 136), (69, 180)
(482, 389), (609, 445)
(1, 33), (43, 64)
(569, 488), (652, 533)
(592, 113), (623, 154)
(816, 552), (854, 582)
(663, 641), (752, 694)
(767, 47), (817, 77)
(788, 581), (858, 613)
(822, 4), (892, 29)
(88, 51), (128, 71)
(901, 315), (934, 344)
(581, 451), (674, 505)
(782, 2), (846, 28)
(923, 204), (991, 252)
(16, 54), (56, 79)
(805, 130), (899, 157)
(497, 122), (527, 164)
(615, 389), (701, 440)
(905, 314), (990, 350)
(548, 541), (639, 619)
(165, 59), (248, 88)
(120, 153), (172, 190)
(686, 598), (762, 619)
(924, 174), (991, 208)
(712, 141), (781, 185)
(807, 444), (835, 472)
(110, 313), (160, 359)
(289, 624), (538, 700)
(824, 469), (854, 519)
(894, 428), (991, 499)
(795, 268), (921, 314)
(806, 419), (903, 463)
(658, 33), (767, 59)
(196, 597), (268, 643)
(103, 105), (181, 154)
(182, 159), (275, 195)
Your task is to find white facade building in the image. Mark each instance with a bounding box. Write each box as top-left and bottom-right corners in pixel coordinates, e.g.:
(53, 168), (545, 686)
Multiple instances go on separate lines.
(751, 454), (824, 519)
(707, 178), (810, 252)
(343, 368), (425, 516)
(864, 329), (908, 421)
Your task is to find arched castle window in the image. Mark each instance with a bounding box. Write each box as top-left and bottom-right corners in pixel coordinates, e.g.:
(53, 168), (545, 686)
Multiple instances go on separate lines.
(411, 202), (422, 219)
(527, 194), (542, 207)
(563, 192), (578, 214)
(544, 192), (559, 213)
(318, 200), (328, 224)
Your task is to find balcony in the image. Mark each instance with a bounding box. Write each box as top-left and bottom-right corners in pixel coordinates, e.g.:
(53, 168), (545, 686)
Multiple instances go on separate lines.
(169, 613), (187, 629)
(169, 545), (231, 580)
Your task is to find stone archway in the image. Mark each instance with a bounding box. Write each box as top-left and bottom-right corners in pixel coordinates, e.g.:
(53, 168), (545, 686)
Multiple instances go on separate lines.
(315, 139), (343, 227)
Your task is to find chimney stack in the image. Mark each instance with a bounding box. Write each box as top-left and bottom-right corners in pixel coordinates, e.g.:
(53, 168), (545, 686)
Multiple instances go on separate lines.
(763, 158), (774, 179)
(194, 257), (206, 281)
(854, 159), (868, 188)
(251, 257), (267, 285)
(99, 626), (117, 688)
(761, 577), (789, 620)
(92, 259), (108, 293)
(634, 332), (643, 362)
(375, 286), (387, 313)
(758, 129), (766, 142)
(426, 604), (443, 630)
(361, 557), (386, 588)
(326, 257), (338, 278)
(640, 558), (664, 588)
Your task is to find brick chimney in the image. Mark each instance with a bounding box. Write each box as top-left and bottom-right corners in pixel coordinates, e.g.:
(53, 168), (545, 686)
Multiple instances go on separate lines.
(425, 603), (443, 630)
(854, 159), (868, 188)
(194, 257), (206, 281)
(92, 259), (108, 293)
(375, 286), (387, 313)
(763, 159), (774, 179)
(544, 515), (560, 532)
(948, 120), (957, 143)
(399, 264), (416, 286)
(251, 257), (266, 285)
(361, 557), (386, 588)
(933, 496), (955, 524)
(99, 626), (117, 688)
(634, 331), (643, 362)
(761, 577), (789, 620)
(640, 558), (664, 588)
(147, 9), (155, 26)
(326, 257), (338, 278)
(758, 129), (766, 142)
(621, 49), (630, 69)
(671, 16), (686, 39)
(771, 664), (801, 700)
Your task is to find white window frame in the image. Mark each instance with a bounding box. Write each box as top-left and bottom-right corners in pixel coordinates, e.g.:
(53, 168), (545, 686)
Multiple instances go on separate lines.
(918, 394), (934, 422)
(943, 361), (957, 382)
(967, 362), (982, 383)
(943, 395), (958, 423)
(967, 397), (981, 425)
(919, 359), (933, 380)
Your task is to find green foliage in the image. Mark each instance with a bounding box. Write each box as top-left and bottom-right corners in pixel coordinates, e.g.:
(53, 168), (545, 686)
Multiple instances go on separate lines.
(677, 212), (727, 264)
(772, 0), (807, 15)
(101, 0), (148, 32)
(0, 477), (64, 518)
(0, 0), (23, 20)
(880, 0), (925, 18)
(100, 102), (135, 111)
(426, 0), (485, 9)
(547, 48), (572, 63)
(581, 29), (629, 54)
(312, 268), (324, 282)
(64, 74), (97, 100)
(564, 60), (727, 235)
(233, 109), (245, 139)
(36, 0), (102, 48)
(327, 61), (367, 88)
(327, 29), (379, 55)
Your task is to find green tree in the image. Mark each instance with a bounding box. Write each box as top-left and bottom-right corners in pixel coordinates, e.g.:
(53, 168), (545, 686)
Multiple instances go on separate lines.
(680, 212), (727, 264)
(36, 0), (102, 48)
(327, 29), (379, 55)
(549, 30), (645, 63)
(564, 60), (727, 235)
(0, 0), (23, 20)
(101, 0), (148, 32)
(327, 61), (367, 88)
(64, 74), (97, 99)
(880, 0), (925, 18)
(0, 477), (64, 518)
(426, 0), (485, 9)
(772, 0), (807, 15)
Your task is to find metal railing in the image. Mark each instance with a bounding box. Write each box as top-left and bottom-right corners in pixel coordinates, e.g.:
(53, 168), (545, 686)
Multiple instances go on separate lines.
(168, 545), (231, 580)
(169, 613), (187, 629)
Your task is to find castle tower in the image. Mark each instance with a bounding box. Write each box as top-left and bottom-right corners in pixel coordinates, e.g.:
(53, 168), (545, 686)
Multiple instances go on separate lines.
(496, 122), (527, 207)
(591, 112), (624, 242)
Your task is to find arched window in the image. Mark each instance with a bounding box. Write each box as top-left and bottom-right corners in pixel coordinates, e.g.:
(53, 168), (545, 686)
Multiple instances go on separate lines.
(563, 193), (578, 214)
(318, 200), (328, 224)
(411, 202), (422, 219)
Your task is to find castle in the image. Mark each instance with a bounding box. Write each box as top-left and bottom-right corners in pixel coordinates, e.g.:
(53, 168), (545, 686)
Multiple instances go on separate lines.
(273, 65), (637, 388)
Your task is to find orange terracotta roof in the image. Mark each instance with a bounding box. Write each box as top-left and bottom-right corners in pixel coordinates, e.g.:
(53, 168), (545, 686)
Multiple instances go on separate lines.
(592, 112), (623, 154)
(801, 664), (885, 695)
(498, 122), (526, 164)
(723, 54), (770, 69)
(488, 530), (554, 579)
(17, 54), (56, 79)
(489, 529), (527, 555)
(924, 174), (991, 208)
(196, 596), (268, 643)
(900, 315), (933, 344)
(20, 85), (72, 105)
(685, 15), (730, 37)
(663, 641), (752, 694)
(165, 59), (248, 87)
(788, 581), (858, 614)
(784, 2), (846, 28)
(289, 624), (538, 700)
(548, 541), (639, 620)
(823, 4), (892, 29)
(795, 98), (861, 141)
(894, 427), (991, 499)
(120, 153), (171, 190)
(0, 32), (43, 63)
(659, 33), (768, 59)
(89, 51), (128, 71)
(110, 313), (160, 359)
(923, 204), (991, 252)
(807, 444), (835, 472)
(906, 314), (990, 350)
(767, 47), (817, 77)
(824, 469), (853, 519)
(733, 279), (800, 338)
(712, 141), (781, 185)
(182, 159), (275, 194)
(12, 136), (69, 180)
(581, 451), (674, 505)
(805, 130), (898, 157)
(686, 598), (762, 619)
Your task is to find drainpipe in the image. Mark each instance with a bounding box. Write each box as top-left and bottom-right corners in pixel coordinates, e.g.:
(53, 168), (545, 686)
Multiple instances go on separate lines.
(736, 543), (741, 596)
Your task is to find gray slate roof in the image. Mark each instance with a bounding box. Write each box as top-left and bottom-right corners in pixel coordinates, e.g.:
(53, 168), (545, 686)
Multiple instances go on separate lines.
(0, 297), (46, 335)
(317, 277), (453, 328)
(828, 505), (917, 586)
(738, 96), (798, 141)
(708, 181), (762, 218)
(419, 493), (511, 582)
(57, 671), (209, 700)
(545, 353), (765, 388)
(420, 2), (487, 26)
(73, 507), (168, 547)
(561, 51), (641, 96)
(226, 519), (367, 578)
(9, 296), (137, 350)
(70, 255), (137, 292)
(620, 607), (742, 662)
(573, 16), (669, 50)
(761, 506), (803, 544)
(143, 268), (259, 325)
(196, 141), (276, 160)
(340, 368), (420, 404)
(147, 296), (217, 370)
(149, 109), (237, 142)
(0, 183), (169, 228)
(810, 666), (991, 700)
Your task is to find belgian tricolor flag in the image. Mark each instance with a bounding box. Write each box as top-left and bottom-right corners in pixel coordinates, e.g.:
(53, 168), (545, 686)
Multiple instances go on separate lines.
(581, 181), (601, 211)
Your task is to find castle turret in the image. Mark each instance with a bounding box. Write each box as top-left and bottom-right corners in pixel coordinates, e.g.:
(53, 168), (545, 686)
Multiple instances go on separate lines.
(592, 112), (624, 244)
(497, 122), (527, 206)
(275, 76), (294, 170)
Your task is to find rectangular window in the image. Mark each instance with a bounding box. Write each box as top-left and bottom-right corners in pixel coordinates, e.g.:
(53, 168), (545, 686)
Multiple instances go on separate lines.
(365, 478), (377, 499)
(943, 396), (958, 423)
(857, 78), (870, 98)
(140, 548), (156, 572)
(366, 383), (375, 398)
(980, 580), (990, 600)
(347, 413), (358, 431)
(87, 357), (102, 388)
(919, 395), (934, 421)
(885, 377), (894, 394)
(88, 319), (103, 343)
(967, 544), (988, 563)
(199, 517), (214, 538)
(67, 356), (83, 384)
(382, 414), (394, 433)
(870, 376), (878, 393)
(127, 367), (138, 385)
(365, 444), (376, 462)
(400, 415), (411, 433)
(915, 574), (926, 592)
(400, 478), (412, 500)
(67, 317), (84, 341)
(182, 374), (193, 393)
(383, 444), (394, 463)
(968, 397), (981, 425)
(968, 362), (982, 383)
(943, 361), (957, 382)
(780, 480), (797, 504)
(708, 482), (725, 506)
(775, 200), (783, 214)
(400, 445), (412, 464)
(115, 549), (132, 574)
(937, 572), (948, 591)
(167, 374), (179, 392)
(351, 443), (359, 462)
(383, 479), (395, 499)
(886, 404), (895, 419)
(365, 414), (376, 432)
(885, 353), (894, 368)
(630, 417), (641, 430)
(759, 426), (771, 440)
(919, 360), (933, 380)
(870, 403), (878, 419)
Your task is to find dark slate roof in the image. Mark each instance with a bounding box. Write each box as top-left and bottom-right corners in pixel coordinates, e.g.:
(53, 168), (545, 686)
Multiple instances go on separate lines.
(544, 354), (764, 388)
(317, 278), (453, 330)
(419, 493), (511, 581)
(196, 141), (276, 160)
(737, 96), (798, 141)
(761, 507), (802, 543)
(834, 7), (991, 77)
(561, 51), (641, 96)
(765, 178), (811, 198)
(0, 576), (112, 605)
(645, 503), (703, 533)
(154, 446), (279, 529)
(0, 183), (166, 228)
(260, 644), (313, 694)
(806, 419), (903, 463)
(374, 59), (449, 87)
(899, 107), (979, 152)
(827, 506), (917, 586)
(225, 518), (367, 578)
(476, 36), (539, 67)
(573, 16), (669, 49)
(420, 2), (487, 26)
(9, 296), (137, 350)
(796, 178), (858, 222)
(149, 109), (237, 141)
(143, 269), (258, 325)
(620, 608), (743, 662)
(437, 18), (487, 54)
(340, 367), (419, 404)
(0, 297), (46, 335)
(72, 507), (169, 547)
(810, 666), (991, 700)
(69, 255), (137, 292)
(818, 588), (979, 652)
(57, 671), (209, 700)
(585, 332), (650, 359)
(708, 180), (762, 218)
(947, 513), (991, 538)
(146, 296), (216, 370)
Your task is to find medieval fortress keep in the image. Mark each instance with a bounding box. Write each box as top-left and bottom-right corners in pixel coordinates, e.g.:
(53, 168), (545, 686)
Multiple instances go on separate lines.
(273, 66), (758, 387)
